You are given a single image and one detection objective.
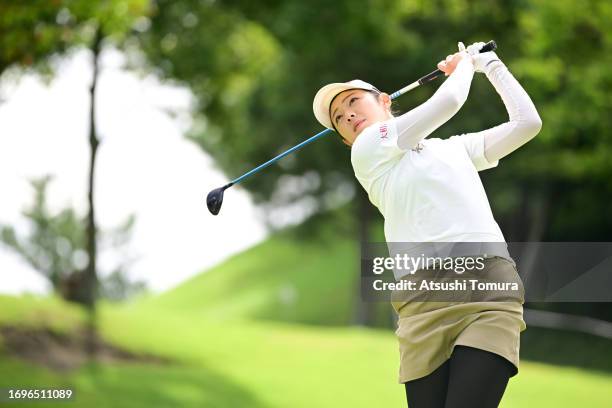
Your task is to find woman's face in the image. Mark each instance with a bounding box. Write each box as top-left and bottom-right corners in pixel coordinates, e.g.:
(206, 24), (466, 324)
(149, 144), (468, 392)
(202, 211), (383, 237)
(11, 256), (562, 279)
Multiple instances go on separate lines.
(329, 89), (392, 146)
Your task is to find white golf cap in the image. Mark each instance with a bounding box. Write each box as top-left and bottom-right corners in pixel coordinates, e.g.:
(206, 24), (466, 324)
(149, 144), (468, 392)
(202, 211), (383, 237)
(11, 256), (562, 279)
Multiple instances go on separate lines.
(313, 79), (380, 130)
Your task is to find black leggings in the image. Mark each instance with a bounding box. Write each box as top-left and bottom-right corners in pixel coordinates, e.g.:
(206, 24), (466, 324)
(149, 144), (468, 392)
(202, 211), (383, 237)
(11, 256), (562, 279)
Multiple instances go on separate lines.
(404, 345), (514, 408)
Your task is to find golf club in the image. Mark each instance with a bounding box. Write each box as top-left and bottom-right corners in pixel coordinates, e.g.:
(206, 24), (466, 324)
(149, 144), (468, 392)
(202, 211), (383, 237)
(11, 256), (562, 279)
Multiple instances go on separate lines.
(207, 40), (497, 215)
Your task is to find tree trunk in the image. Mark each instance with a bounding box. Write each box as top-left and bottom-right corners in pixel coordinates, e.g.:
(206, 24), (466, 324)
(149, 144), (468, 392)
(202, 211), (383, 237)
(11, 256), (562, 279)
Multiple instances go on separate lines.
(60, 29), (102, 316)
(517, 185), (550, 307)
(83, 28), (103, 356)
(508, 185), (531, 241)
(353, 186), (374, 326)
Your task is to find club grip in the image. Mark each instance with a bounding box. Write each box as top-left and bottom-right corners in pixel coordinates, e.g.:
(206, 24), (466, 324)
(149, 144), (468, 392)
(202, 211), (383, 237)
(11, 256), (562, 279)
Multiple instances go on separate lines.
(412, 40), (499, 88)
(479, 40), (497, 53)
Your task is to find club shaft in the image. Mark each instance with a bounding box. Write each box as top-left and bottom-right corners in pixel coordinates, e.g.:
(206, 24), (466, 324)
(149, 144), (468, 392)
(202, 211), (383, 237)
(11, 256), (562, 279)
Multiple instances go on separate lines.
(233, 128), (333, 185)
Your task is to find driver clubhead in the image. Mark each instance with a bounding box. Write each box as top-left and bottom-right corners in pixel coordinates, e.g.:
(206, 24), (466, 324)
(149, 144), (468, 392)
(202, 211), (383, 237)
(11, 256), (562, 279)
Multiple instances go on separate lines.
(206, 188), (224, 215)
(206, 183), (233, 215)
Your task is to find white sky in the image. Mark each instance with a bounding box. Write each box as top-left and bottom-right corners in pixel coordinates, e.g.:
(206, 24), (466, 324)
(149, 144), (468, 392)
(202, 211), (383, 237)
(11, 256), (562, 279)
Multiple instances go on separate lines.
(0, 48), (268, 295)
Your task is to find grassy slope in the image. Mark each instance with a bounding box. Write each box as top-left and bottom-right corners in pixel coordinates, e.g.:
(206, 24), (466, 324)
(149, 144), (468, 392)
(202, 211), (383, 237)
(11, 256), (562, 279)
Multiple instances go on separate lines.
(1, 296), (612, 407)
(143, 228), (363, 325)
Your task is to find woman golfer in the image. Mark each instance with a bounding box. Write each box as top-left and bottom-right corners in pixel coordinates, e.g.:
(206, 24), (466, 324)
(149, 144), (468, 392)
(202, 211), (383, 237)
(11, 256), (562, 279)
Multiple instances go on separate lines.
(312, 41), (541, 407)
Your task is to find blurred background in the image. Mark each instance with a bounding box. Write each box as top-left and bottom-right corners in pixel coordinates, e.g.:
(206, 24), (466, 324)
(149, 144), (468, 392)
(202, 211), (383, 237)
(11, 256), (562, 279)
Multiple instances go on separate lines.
(0, 0), (611, 406)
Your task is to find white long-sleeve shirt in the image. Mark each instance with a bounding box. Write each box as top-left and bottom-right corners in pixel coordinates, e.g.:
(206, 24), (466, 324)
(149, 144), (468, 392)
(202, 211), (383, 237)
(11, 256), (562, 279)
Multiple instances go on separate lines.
(394, 57), (542, 159)
(350, 57), (542, 279)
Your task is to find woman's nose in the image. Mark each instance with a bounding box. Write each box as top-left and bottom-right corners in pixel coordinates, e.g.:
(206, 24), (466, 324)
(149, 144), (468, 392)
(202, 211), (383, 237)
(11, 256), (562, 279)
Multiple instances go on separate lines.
(347, 113), (355, 122)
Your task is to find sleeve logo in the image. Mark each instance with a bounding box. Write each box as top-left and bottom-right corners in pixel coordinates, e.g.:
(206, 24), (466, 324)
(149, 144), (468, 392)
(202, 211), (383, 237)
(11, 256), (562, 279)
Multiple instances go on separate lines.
(379, 123), (388, 140)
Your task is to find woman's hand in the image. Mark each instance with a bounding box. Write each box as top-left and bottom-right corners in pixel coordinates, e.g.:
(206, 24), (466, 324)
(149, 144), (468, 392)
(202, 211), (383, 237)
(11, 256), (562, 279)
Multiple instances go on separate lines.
(437, 51), (471, 76)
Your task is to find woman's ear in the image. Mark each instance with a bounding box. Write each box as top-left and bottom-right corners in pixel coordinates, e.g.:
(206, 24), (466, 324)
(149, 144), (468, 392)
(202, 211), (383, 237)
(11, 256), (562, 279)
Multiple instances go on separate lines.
(379, 92), (392, 111)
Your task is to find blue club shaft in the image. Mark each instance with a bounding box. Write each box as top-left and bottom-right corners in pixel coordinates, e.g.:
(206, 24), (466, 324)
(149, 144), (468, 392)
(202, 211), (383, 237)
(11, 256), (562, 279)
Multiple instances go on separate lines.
(232, 128), (333, 185)
(230, 80), (414, 186)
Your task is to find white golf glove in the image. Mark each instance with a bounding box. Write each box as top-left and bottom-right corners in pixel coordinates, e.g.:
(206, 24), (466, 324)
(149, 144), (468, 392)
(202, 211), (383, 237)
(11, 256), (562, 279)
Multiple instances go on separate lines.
(455, 41), (470, 60)
(459, 41), (501, 74)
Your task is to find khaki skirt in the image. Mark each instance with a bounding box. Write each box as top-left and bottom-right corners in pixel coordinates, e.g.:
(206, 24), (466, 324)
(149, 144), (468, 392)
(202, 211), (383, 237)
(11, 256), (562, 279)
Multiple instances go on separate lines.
(391, 256), (527, 383)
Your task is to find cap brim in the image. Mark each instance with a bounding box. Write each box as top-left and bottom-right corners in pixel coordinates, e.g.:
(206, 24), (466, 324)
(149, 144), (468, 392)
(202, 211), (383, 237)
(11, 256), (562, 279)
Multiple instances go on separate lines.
(313, 82), (374, 130)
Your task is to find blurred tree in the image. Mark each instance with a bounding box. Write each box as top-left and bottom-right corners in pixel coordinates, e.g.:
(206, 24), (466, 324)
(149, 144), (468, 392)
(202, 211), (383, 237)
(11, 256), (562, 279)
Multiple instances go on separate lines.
(507, 0), (612, 322)
(0, 1), (153, 354)
(99, 270), (147, 301)
(0, 0), (151, 313)
(140, 0), (612, 323)
(509, 0), (612, 240)
(0, 176), (145, 303)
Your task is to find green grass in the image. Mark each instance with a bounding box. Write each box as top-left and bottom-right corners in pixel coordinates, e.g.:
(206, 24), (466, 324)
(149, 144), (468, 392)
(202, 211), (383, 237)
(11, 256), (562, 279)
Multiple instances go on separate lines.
(520, 326), (612, 373)
(0, 294), (86, 333)
(99, 305), (404, 407)
(142, 230), (362, 325)
(1, 299), (612, 407)
(501, 361), (612, 407)
(0, 357), (264, 408)
(0, 299), (404, 407)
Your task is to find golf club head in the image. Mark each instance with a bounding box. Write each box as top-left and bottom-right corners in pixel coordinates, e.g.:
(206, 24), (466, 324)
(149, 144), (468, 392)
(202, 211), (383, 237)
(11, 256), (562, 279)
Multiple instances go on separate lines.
(206, 183), (233, 215)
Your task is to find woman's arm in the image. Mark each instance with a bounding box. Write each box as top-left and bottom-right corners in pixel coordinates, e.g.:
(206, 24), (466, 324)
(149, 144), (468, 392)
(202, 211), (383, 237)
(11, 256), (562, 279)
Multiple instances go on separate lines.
(395, 55), (475, 150)
(478, 60), (543, 162)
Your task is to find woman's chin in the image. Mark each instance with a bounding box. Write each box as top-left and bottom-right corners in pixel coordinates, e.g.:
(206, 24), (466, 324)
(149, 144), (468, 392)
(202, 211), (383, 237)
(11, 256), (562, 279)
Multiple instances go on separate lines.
(354, 122), (369, 137)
